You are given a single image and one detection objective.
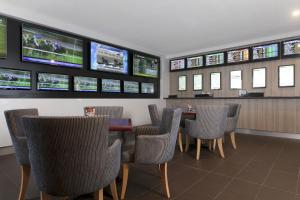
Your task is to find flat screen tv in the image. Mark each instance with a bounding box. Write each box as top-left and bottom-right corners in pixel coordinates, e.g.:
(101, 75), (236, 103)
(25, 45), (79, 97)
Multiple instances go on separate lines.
(101, 79), (121, 93)
(0, 16), (7, 58)
(37, 73), (69, 91)
(170, 59), (185, 71)
(133, 53), (159, 78)
(74, 76), (97, 92)
(205, 53), (224, 66)
(22, 25), (83, 68)
(0, 68), (31, 90)
(283, 39), (300, 56)
(252, 43), (278, 60)
(227, 48), (249, 63)
(90, 41), (128, 74)
(141, 82), (154, 94)
(124, 81), (139, 93)
(187, 56), (203, 68)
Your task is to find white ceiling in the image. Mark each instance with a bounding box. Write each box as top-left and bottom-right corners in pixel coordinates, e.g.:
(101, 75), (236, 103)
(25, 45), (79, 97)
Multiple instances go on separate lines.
(1, 0), (300, 58)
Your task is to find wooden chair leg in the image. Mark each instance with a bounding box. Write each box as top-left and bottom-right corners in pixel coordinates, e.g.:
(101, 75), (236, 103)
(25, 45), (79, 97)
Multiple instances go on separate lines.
(217, 138), (225, 158)
(40, 192), (50, 200)
(19, 165), (30, 200)
(160, 163), (171, 198)
(196, 139), (201, 160)
(178, 130), (183, 152)
(121, 164), (129, 200)
(213, 139), (216, 151)
(110, 180), (119, 200)
(208, 140), (212, 151)
(230, 132), (237, 150)
(185, 134), (190, 152)
(94, 189), (104, 200)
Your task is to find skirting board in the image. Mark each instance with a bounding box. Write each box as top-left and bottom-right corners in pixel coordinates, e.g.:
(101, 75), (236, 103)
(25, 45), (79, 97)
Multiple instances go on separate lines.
(0, 146), (15, 156)
(236, 129), (300, 140)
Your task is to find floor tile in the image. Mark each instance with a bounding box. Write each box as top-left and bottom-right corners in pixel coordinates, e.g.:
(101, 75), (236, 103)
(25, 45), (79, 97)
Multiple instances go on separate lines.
(264, 170), (298, 193)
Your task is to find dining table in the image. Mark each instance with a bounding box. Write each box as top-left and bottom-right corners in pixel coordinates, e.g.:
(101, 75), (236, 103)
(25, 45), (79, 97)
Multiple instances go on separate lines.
(108, 118), (133, 132)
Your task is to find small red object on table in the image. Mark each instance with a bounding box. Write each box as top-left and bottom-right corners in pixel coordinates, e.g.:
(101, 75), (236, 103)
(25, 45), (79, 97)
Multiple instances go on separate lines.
(108, 118), (133, 132)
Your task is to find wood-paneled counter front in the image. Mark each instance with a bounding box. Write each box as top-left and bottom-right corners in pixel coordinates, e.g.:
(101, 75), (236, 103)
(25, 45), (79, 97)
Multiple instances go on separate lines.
(166, 97), (300, 134)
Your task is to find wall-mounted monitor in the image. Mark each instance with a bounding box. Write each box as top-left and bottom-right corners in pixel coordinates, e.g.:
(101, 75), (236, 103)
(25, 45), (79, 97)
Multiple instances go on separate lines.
(278, 65), (294, 87)
(133, 53), (159, 78)
(227, 48), (249, 63)
(170, 59), (185, 71)
(141, 82), (154, 94)
(187, 56), (204, 68)
(22, 24), (83, 68)
(178, 75), (187, 91)
(205, 53), (224, 66)
(283, 39), (300, 56)
(252, 67), (266, 88)
(230, 70), (242, 89)
(0, 68), (31, 90)
(74, 76), (97, 92)
(124, 81), (139, 93)
(101, 79), (121, 93)
(193, 74), (203, 91)
(252, 43), (279, 60)
(37, 73), (69, 91)
(210, 72), (221, 90)
(0, 16), (7, 58)
(90, 41), (128, 74)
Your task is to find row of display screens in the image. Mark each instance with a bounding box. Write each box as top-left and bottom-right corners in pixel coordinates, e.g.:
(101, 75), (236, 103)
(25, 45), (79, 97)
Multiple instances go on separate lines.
(0, 68), (155, 93)
(0, 16), (159, 78)
(170, 40), (300, 71)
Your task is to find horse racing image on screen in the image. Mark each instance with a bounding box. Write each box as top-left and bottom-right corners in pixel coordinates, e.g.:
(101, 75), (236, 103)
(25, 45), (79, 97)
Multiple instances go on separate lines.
(74, 76), (97, 92)
(0, 16), (7, 58)
(141, 82), (154, 94)
(37, 73), (69, 91)
(124, 81), (139, 93)
(90, 41), (128, 74)
(102, 79), (121, 93)
(283, 40), (300, 56)
(22, 25), (83, 68)
(0, 68), (31, 89)
(133, 54), (158, 78)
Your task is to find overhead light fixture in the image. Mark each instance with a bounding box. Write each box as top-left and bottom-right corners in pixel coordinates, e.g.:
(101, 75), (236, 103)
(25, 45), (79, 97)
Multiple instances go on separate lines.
(292, 10), (300, 17)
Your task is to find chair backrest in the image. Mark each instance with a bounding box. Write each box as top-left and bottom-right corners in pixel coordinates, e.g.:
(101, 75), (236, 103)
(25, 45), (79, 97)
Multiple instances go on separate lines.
(225, 103), (241, 118)
(22, 116), (109, 196)
(193, 105), (228, 139)
(148, 104), (160, 126)
(85, 106), (123, 118)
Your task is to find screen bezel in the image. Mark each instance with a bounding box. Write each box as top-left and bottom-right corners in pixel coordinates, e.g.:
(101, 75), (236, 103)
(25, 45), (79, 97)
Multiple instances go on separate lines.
(0, 67), (32, 90)
(37, 72), (70, 91)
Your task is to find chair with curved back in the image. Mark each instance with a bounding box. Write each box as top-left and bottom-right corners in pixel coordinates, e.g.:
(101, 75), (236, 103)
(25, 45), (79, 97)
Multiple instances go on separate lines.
(4, 108), (39, 200)
(186, 105), (228, 160)
(225, 103), (241, 149)
(148, 104), (160, 126)
(121, 108), (182, 199)
(22, 116), (121, 200)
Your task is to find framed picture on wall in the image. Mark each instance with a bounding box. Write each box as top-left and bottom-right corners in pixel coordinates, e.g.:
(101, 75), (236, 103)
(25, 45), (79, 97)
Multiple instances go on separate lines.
(252, 67), (266, 88)
(278, 65), (295, 87)
(178, 75), (187, 91)
(210, 72), (221, 90)
(193, 74), (203, 90)
(230, 70), (242, 89)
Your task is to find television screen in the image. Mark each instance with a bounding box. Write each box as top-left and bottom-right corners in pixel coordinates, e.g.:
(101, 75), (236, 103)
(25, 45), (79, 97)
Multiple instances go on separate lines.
(0, 16), (7, 58)
(170, 59), (185, 71)
(283, 40), (300, 56)
(74, 76), (97, 92)
(90, 41), (128, 74)
(205, 53), (224, 66)
(0, 68), (31, 89)
(124, 81), (139, 93)
(37, 73), (69, 91)
(22, 25), (83, 68)
(141, 82), (154, 94)
(102, 79), (121, 93)
(187, 56), (203, 68)
(227, 48), (249, 63)
(133, 54), (159, 78)
(252, 43), (278, 60)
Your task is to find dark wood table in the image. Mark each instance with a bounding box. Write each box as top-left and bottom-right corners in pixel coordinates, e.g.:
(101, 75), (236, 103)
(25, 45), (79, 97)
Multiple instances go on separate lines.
(109, 118), (132, 132)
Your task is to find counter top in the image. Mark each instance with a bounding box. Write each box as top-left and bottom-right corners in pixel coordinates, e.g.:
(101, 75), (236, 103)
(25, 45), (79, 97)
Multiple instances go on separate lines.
(164, 96), (300, 100)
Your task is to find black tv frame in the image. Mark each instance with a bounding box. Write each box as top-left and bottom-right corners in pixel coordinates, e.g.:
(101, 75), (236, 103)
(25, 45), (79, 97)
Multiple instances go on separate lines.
(186, 55), (205, 70)
(281, 39), (300, 59)
(0, 67), (32, 90)
(226, 47), (251, 65)
(169, 58), (186, 72)
(132, 51), (160, 79)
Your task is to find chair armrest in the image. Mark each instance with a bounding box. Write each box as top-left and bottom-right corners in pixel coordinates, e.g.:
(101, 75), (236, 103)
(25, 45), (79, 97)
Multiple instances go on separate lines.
(102, 139), (122, 187)
(133, 125), (160, 136)
(135, 133), (169, 164)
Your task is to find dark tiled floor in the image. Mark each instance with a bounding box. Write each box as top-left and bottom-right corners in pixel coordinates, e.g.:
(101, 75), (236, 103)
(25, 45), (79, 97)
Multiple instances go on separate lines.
(1, 133), (300, 200)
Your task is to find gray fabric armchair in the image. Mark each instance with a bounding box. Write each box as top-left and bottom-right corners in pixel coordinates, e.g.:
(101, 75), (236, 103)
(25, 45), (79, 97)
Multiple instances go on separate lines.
(186, 105), (228, 160)
(225, 103), (241, 149)
(148, 104), (160, 126)
(121, 108), (182, 199)
(4, 108), (39, 200)
(22, 116), (121, 200)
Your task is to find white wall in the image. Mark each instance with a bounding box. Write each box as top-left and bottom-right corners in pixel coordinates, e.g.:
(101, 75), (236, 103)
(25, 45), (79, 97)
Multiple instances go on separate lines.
(0, 5), (170, 147)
